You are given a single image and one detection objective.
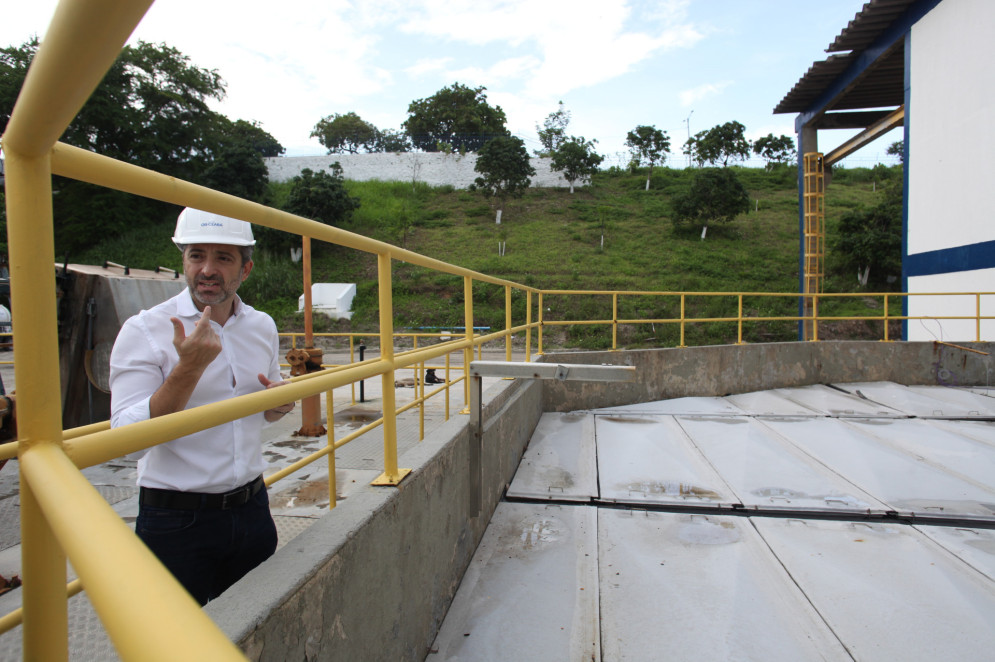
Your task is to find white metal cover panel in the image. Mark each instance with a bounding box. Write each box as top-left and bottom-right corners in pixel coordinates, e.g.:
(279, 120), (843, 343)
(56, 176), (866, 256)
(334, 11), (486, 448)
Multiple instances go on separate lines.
(676, 415), (889, 514)
(727, 389), (823, 416)
(761, 417), (995, 519)
(599, 510), (850, 661)
(833, 381), (991, 418)
(771, 384), (906, 417)
(592, 395), (746, 416)
(595, 414), (736, 506)
(924, 418), (995, 448)
(843, 417), (995, 491)
(913, 525), (995, 583)
(753, 518), (995, 661)
(506, 412), (597, 501)
(907, 385), (995, 417)
(430, 503), (599, 661)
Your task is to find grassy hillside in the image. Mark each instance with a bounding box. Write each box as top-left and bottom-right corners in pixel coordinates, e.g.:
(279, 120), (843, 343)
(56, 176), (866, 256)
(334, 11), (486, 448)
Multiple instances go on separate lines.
(74, 165), (901, 349)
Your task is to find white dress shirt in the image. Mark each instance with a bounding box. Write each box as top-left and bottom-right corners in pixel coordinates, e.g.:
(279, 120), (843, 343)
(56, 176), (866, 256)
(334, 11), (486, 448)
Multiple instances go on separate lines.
(109, 289), (281, 493)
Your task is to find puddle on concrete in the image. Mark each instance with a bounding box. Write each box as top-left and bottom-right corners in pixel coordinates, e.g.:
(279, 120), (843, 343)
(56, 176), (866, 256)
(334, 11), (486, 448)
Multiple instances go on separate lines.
(677, 517), (741, 545)
(333, 407), (383, 430)
(600, 416), (657, 425)
(270, 478), (343, 509)
(540, 467), (575, 490)
(621, 481), (721, 500)
(272, 438), (321, 449)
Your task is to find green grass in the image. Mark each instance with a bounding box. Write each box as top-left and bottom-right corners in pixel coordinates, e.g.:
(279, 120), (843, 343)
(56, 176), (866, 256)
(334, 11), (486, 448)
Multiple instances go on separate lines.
(79, 165), (902, 349)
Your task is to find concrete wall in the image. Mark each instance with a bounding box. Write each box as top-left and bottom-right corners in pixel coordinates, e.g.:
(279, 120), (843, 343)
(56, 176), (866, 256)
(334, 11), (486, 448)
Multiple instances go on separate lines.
(210, 376), (543, 661)
(540, 341), (995, 412)
(264, 152), (575, 189)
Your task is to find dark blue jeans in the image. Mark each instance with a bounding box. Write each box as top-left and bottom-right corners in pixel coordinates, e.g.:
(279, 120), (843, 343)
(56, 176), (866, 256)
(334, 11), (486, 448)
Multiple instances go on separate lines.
(136, 486), (278, 605)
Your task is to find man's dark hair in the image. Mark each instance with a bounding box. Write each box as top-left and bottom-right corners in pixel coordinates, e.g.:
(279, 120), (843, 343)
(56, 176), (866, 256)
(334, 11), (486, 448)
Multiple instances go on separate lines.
(177, 244), (254, 265)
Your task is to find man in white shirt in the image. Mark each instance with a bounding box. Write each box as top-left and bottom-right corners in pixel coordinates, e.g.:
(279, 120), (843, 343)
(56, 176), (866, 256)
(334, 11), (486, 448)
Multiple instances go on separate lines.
(110, 208), (295, 605)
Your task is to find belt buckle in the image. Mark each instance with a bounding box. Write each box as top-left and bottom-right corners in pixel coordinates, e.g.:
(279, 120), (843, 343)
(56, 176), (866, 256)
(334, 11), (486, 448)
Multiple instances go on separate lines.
(221, 488), (242, 509)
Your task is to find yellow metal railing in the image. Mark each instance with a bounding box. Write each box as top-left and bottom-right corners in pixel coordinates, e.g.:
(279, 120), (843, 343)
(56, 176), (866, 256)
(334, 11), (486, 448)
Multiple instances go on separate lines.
(535, 290), (995, 352)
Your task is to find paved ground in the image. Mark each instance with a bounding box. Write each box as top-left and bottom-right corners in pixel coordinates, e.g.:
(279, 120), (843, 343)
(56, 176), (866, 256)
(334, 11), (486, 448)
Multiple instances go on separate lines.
(0, 346), (516, 660)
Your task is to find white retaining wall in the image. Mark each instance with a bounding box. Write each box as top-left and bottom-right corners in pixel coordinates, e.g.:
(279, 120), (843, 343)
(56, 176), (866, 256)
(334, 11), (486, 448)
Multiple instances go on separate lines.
(264, 152), (576, 189)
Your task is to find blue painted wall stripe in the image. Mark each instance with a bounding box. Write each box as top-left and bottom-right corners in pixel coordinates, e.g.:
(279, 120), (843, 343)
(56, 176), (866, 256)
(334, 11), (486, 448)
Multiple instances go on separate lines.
(905, 241), (995, 278)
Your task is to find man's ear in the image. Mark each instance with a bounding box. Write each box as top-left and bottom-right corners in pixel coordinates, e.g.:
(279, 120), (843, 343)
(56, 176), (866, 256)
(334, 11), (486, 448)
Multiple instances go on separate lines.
(240, 259), (254, 282)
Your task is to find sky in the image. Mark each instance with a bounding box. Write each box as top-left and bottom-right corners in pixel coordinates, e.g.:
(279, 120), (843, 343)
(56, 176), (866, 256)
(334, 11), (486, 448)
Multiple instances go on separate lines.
(2, 0), (902, 168)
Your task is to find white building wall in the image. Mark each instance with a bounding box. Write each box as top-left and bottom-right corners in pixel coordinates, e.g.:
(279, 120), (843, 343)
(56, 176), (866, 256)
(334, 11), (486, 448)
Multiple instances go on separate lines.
(908, 270), (995, 342)
(907, 0), (995, 340)
(264, 152), (574, 189)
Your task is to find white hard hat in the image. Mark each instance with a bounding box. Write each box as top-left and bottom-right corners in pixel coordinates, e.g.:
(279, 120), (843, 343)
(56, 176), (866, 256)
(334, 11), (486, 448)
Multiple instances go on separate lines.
(172, 208), (256, 248)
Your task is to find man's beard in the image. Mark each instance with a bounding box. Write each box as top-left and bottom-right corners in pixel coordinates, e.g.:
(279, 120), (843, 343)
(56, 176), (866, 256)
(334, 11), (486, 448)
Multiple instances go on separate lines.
(189, 274), (241, 306)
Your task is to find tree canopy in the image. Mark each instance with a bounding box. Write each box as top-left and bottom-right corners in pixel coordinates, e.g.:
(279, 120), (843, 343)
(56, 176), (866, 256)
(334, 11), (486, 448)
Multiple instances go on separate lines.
(831, 183), (902, 288)
(671, 167), (749, 234)
(402, 83), (508, 153)
(752, 133), (795, 169)
(471, 136), (535, 221)
(311, 112), (379, 154)
(1, 39), (281, 256)
(550, 137), (603, 193)
(625, 125), (671, 189)
(535, 101), (570, 157)
(683, 121), (751, 167)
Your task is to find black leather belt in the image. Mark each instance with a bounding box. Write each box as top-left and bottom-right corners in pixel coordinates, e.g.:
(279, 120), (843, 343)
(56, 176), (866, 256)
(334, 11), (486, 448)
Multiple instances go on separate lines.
(139, 475), (264, 510)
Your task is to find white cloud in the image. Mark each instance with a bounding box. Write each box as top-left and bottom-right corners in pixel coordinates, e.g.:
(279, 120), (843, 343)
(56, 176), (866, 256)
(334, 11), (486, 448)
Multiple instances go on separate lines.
(405, 57), (454, 78)
(398, 0), (703, 99)
(679, 82), (731, 107)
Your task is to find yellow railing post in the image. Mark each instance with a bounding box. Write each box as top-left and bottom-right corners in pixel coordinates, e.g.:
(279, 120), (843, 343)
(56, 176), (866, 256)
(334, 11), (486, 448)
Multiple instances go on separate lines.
(505, 285), (513, 361)
(371, 252), (410, 485)
(977, 293), (982, 342)
(538, 292), (544, 354)
(884, 294), (890, 341)
(680, 294), (686, 347)
(3, 149), (70, 661)
(812, 295), (820, 342)
(525, 291), (533, 362)
(612, 293), (618, 350)
(464, 277), (474, 407)
(737, 294), (744, 344)
(327, 388), (337, 509)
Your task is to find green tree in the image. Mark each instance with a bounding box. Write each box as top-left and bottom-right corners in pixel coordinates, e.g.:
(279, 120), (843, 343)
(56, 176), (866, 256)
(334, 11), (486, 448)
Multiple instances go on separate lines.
(625, 125), (671, 190)
(1, 39), (266, 255)
(683, 121), (751, 167)
(311, 112), (379, 154)
(671, 167), (749, 237)
(227, 119), (284, 157)
(284, 165), (360, 225)
(471, 136), (536, 223)
(372, 128), (411, 153)
(831, 183), (903, 288)
(752, 133), (795, 169)
(402, 83), (508, 153)
(550, 137), (603, 193)
(266, 165), (360, 254)
(535, 101), (570, 156)
(887, 140), (904, 164)
(201, 140), (268, 201)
